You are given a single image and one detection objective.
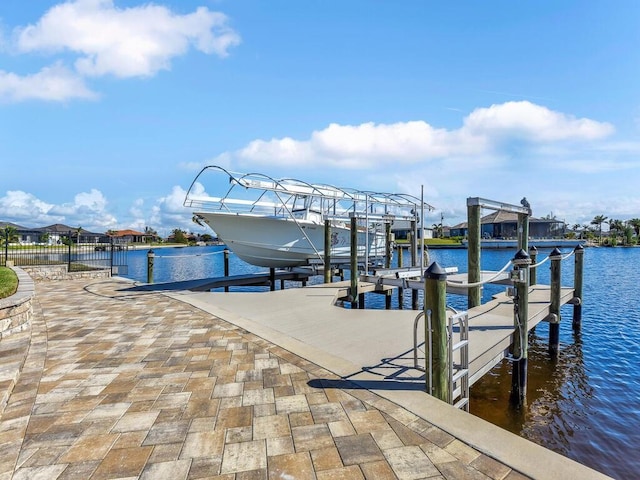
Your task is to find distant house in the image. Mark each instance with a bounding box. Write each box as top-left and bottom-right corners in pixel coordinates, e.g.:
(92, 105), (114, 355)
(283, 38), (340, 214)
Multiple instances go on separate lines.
(450, 211), (565, 239)
(1, 222), (101, 244)
(389, 219), (433, 240)
(109, 229), (154, 244)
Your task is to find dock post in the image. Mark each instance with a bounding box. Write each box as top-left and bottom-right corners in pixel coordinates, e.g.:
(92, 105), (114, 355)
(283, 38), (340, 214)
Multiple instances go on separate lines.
(146, 249), (155, 284)
(517, 213), (530, 252)
(385, 222), (392, 309)
(397, 245), (404, 309)
(410, 222), (419, 310)
(529, 246), (538, 286)
(269, 268), (276, 291)
(350, 216), (358, 308)
(510, 249), (531, 408)
(572, 244), (584, 331)
(549, 248), (562, 357)
(424, 262), (449, 403)
(324, 219), (332, 284)
(467, 200), (481, 309)
(223, 248), (230, 292)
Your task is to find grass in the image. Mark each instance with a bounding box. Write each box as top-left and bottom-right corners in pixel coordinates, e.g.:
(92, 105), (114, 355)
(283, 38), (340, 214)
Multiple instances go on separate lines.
(0, 267), (18, 299)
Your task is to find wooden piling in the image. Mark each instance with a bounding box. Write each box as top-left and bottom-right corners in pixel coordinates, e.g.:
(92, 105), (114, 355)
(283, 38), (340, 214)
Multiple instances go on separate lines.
(424, 262), (449, 403)
(572, 244), (584, 331)
(529, 246), (538, 286)
(223, 248), (230, 292)
(269, 268), (276, 291)
(467, 201), (481, 309)
(350, 216), (358, 309)
(549, 248), (562, 357)
(517, 213), (529, 252)
(385, 222), (392, 309)
(397, 245), (404, 310)
(147, 249), (155, 284)
(324, 220), (332, 284)
(410, 221), (419, 310)
(510, 249), (531, 407)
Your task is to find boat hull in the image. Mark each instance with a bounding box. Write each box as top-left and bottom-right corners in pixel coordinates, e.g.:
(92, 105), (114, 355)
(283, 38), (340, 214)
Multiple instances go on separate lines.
(196, 212), (385, 268)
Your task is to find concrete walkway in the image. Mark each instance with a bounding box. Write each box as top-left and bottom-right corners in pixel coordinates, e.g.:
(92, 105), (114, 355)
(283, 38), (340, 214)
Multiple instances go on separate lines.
(0, 278), (610, 479)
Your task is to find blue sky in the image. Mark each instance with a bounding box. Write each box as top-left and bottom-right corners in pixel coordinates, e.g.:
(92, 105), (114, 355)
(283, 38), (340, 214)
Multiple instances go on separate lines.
(1, 0), (639, 235)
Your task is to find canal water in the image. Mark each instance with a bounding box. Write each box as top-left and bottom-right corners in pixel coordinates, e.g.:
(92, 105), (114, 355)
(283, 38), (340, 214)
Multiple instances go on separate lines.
(123, 245), (638, 479)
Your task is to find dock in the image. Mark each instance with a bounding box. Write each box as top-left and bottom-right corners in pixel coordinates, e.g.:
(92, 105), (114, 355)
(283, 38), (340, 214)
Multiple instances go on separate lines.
(171, 277), (573, 391)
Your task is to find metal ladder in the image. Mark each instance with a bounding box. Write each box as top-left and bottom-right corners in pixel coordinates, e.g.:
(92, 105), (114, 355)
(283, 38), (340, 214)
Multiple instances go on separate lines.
(449, 311), (470, 411)
(413, 309), (470, 411)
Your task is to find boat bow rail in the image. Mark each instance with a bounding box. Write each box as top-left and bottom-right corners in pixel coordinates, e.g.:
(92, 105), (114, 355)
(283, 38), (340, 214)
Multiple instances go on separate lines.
(184, 165), (434, 223)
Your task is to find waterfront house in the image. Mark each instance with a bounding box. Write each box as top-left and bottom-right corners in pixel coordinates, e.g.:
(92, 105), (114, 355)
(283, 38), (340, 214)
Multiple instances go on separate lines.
(449, 211), (565, 239)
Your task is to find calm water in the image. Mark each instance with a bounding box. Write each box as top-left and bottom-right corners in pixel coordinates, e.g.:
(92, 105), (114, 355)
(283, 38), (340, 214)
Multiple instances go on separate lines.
(123, 245), (639, 479)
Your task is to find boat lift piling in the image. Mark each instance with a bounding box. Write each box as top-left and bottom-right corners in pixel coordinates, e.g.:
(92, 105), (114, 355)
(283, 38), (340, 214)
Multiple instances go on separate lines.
(410, 220), (419, 310)
(548, 248), (563, 358)
(350, 215), (358, 309)
(224, 249), (230, 292)
(572, 245), (584, 332)
(324, 220), (332, 284)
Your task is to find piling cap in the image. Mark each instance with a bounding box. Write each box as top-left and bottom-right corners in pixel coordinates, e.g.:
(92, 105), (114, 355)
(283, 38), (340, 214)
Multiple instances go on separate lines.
(574, 244), (584, 252)
(550, 247), (562, 259)
(529, 245), (538, 253)
(425, 261), (448, 280)
(147, 249), (155, 256)
(512, 248), (531, 265)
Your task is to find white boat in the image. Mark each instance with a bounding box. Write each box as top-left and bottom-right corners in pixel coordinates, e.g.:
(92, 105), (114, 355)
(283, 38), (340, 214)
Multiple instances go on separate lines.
(184, 166), (434, 268)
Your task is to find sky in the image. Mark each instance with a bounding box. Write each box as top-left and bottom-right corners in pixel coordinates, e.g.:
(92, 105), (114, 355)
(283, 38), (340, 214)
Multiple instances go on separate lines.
(1, 0), (639, 235)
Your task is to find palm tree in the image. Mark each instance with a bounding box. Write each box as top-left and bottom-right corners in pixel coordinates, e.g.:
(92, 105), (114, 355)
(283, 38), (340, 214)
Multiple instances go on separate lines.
(572, 224), (582, 239)
(628, 218), (640, 244)
(590, 215), (608, 244)
(1, 226), (18, 246)
(144, 226), (158, 244)
(609, 219), (624, 239)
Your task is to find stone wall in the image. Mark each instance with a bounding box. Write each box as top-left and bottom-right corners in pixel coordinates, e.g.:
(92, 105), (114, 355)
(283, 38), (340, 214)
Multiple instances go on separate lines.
(20, 265), (111, 282)
(0, 268), (34, 338)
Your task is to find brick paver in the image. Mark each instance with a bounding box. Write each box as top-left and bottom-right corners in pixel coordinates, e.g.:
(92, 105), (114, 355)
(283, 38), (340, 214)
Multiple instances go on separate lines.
(0, 278), (528, 479)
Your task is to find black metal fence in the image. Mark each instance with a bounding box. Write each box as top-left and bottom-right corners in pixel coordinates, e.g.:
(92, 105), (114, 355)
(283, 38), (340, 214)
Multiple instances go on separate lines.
(1, 230), (128, 274)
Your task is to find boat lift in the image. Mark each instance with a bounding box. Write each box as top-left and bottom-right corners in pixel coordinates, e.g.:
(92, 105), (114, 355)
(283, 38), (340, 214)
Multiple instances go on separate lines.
(185, 165), (435, 269)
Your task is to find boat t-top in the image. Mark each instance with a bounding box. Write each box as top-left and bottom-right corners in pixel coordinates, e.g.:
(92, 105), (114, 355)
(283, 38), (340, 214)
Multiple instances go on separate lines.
(184, 165), (434, 268)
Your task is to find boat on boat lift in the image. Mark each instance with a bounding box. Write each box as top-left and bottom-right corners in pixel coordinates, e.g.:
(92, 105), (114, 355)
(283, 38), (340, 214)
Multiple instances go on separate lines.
(184, 166), (434, 268)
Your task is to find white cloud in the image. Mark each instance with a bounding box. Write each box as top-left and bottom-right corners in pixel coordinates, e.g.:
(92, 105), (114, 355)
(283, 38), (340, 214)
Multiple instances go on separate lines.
(0, 190), (56, 224)
(48, 189), (117, 230)
(0, 189), (117, 231)
(0, 62), (97, 102)
(463, 101), (614, 141)
(224, 101), (615, 172)
(15, 0), (241, 78)
(150, 184), (203, 233)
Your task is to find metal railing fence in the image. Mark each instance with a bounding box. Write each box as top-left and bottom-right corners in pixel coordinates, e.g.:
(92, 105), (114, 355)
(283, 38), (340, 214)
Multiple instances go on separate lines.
(2, 230), (128, 274)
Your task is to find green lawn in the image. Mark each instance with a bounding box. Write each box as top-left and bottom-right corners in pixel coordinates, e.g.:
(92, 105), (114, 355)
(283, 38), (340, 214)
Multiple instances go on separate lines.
(0, 267), (18, 299)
